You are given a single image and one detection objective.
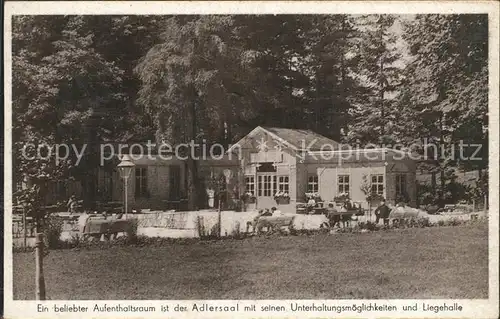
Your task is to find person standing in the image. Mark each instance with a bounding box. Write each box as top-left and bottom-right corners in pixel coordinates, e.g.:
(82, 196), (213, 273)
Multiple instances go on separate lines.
(78, 212), (90, 234)
(67, 194), (78, 214)
(374, 200), (391, 225)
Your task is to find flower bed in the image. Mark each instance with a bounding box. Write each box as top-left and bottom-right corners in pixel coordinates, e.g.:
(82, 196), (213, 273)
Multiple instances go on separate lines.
(274, 191), (290, 205)
(305, 192), (322, 202)
(240, 192), (256, 204)
(366, 193), (385, 203)
(333, 192), (350, 204)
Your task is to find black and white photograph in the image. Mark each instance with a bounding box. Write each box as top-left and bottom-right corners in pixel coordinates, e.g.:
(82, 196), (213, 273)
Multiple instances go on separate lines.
(3, 1), (499, 318)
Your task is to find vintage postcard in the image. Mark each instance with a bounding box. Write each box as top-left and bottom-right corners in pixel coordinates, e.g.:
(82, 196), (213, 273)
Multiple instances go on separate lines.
(3, 1), (499, 318)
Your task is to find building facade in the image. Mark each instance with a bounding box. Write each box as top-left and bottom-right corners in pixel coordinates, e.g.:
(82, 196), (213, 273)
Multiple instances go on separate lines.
(41, 126), (417, 212)
(230, 126), (417, 212)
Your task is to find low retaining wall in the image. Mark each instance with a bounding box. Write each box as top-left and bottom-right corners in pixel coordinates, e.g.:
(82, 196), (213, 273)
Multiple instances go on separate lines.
(134, 210), (488, 239)
(427, 211), (487, 224)
(136, 210), (330, 238)
(136, 210), (258, 238)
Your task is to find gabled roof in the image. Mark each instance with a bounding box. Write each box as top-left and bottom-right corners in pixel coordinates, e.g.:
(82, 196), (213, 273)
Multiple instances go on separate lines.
(228, 126), (340, 152)
(262, 127), (340, 151)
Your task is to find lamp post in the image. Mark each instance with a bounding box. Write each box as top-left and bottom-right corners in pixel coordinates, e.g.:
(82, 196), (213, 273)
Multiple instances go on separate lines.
(118, 155), (135, 220)
(221, 169), (233, 237)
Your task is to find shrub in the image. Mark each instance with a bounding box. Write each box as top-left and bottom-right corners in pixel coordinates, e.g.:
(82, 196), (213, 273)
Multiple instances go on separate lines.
(231, 221), (242, 238)
(435, 218), (463, 227)
(292, 229), (320, 236)
(127, 218), (139, 243)
(61, 234), (83, 249)
(366, 221), (379, 231)
(336, 227), (353, 234)
(446, 217), (463, 226)
(380, 224), (391, 231)
(417, 217), (431, 228)
(43, 216), (64, 249)
(210, 222), (220, 238)
(195, 216), (208, 238)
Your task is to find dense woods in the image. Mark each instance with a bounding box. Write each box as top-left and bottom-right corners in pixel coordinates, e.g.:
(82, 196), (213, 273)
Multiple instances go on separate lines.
(12, 14), (489, 212)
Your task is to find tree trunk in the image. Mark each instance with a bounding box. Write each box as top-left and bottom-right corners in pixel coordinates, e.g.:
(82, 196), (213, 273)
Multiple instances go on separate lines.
(186, 157), (198, 211)
(439, 114), (445, 206)
(83, 116), (99, 211)
(35, 233), (46, 300)
(379, 54), (385, 137)
(186, 85), (199, 211)
(339, 17), (347, 140)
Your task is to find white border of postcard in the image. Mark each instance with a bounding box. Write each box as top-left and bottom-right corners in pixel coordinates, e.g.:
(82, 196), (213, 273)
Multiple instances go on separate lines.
(3, 1), (499, 318)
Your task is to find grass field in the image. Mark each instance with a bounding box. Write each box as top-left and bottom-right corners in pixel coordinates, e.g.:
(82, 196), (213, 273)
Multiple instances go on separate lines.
(13, 222), (488, 300)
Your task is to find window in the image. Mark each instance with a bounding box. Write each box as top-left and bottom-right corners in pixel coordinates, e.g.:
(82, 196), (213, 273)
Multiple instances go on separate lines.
(371, 174), (384, 195)
(245, 176), (255, 196)
(338, 175), (350, 194)
(258, 174), (278, 197)
(258, 176), (262, 196)
(395, 174), (407, 196)
(307, 175), (319, 193)
(263, 175), (273, 196)
(278, 176), (289, 193)
(135, 167), (148, 198)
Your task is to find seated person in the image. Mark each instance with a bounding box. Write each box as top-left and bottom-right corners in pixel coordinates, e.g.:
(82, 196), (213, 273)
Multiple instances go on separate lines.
(307, 197), (316, 206)
(345, 200), (353, 210)
(261, 208), (273, 216)
(253, 210), (264, 222)
(340, 203), (348, 212)
(247, 210), (263, 233)
(306, 197), (316, 213)
(271, 207), (283, 216)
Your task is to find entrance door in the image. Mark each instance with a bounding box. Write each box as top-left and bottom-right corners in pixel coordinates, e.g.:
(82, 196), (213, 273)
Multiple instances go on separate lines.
(257, 174), (277, 209)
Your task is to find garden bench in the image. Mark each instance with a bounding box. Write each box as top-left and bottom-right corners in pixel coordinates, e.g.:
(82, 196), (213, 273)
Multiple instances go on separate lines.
(323, 210), (357, 228)
(81, 216), (134, 240)
(247, 215), (296, 235)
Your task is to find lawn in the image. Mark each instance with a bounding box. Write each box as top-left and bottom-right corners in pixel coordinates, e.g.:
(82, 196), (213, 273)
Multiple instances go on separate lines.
(13, 222), (488, 300)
